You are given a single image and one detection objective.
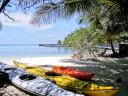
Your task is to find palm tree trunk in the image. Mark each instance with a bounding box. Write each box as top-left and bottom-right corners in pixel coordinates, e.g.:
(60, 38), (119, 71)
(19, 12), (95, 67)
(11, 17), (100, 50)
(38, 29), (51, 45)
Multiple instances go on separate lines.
(109, 39), (116, 54)
(106, 33), (116, 55)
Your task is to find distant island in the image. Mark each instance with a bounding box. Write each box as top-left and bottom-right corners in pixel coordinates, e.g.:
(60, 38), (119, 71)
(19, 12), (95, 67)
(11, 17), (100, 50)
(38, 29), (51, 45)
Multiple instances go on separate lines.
(38, 44), (69, 47)
(0, 44), (69, 47)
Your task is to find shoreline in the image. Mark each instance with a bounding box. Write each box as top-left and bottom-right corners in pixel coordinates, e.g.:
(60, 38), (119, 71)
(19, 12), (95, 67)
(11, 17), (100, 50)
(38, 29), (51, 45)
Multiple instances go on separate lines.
(0, 54), (118, 66)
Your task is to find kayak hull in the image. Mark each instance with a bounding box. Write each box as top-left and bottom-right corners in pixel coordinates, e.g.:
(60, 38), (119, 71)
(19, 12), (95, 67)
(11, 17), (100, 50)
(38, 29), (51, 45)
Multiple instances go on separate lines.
(0, 62), (83, 96)
(83, 90), (119, 96)
(53, 66), (94, 80)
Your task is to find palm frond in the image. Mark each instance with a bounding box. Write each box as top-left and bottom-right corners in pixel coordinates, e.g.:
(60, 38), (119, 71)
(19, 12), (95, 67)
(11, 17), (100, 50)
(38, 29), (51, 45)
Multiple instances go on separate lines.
(31, 0), (100, 24)
(17, 0), (50, 9)
(31, 2), (59, 24)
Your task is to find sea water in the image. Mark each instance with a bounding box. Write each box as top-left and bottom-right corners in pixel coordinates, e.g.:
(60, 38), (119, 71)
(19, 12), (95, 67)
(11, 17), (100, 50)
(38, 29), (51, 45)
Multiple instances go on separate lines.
(0, 45), (73, 58)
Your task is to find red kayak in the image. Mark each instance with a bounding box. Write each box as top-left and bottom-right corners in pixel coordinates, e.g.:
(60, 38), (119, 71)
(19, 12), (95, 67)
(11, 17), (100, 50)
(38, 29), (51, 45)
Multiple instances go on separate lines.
(52, 66), (94, 80)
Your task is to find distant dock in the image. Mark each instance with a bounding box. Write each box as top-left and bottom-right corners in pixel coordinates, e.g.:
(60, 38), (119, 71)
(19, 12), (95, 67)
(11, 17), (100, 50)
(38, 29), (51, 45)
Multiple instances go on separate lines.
(38, 44), (69, 47)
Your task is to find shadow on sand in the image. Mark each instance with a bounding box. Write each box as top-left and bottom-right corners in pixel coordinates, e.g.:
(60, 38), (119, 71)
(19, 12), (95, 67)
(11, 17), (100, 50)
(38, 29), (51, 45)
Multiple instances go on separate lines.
(38, 57), (128, 96)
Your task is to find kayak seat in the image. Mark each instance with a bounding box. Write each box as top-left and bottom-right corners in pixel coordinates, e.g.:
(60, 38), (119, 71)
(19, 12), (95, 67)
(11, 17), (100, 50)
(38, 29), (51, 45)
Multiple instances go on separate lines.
(4, 67), (17, 71)
(20, 74), (36, 81)
(46, 78), (56, 84)
(0, 71), (10, 87)
(45, 71), (61, 76)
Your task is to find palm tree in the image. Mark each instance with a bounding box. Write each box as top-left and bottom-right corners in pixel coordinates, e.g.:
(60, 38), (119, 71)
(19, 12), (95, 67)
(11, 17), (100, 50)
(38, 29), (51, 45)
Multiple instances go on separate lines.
(83, 5), (118, 54)
(16, 0), (128, 55)
(30, 0), (100, 24)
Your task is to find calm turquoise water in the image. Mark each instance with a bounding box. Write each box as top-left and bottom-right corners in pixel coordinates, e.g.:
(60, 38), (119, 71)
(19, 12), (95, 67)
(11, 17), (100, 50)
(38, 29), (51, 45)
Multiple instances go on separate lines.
(0, 45), (73, 58)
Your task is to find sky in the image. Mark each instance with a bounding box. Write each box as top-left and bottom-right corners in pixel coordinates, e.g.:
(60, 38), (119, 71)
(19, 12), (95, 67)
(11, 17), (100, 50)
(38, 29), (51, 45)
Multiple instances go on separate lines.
(0, 12), (85, 44)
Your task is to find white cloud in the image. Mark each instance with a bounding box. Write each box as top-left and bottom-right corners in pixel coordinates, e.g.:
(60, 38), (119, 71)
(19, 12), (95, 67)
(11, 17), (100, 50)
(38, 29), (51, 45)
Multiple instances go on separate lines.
(0, 12), (54, 31)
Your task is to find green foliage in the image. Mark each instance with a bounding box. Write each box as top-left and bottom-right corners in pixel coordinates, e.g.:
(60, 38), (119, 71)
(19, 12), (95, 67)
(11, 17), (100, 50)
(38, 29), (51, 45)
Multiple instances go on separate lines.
(63, 27), (105, 53)
(57, 40), (62, 45)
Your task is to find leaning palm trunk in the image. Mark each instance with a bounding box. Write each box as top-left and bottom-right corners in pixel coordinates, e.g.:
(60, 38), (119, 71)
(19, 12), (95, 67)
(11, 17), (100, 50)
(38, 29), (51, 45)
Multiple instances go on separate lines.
(109, 39), (116, 55)
(106, 34), (116, 55)
(100, 17), (116, 55)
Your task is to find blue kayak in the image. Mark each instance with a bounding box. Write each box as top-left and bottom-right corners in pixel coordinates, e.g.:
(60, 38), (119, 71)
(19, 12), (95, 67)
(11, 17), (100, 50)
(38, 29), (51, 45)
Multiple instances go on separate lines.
(0, 62), (84, 96)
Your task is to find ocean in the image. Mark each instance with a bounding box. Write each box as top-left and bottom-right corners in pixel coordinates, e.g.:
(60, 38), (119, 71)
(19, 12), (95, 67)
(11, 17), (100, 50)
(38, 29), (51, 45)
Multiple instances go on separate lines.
(0, 45), (73, 58)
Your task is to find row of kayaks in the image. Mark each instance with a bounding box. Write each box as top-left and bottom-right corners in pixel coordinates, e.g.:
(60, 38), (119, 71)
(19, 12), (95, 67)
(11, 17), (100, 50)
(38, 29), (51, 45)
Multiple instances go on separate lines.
(0, 62), (83, 96)
(0, 61), (119, 96)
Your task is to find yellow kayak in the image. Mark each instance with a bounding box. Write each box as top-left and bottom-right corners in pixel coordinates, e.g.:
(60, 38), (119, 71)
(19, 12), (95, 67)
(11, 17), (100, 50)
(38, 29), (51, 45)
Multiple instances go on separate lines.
(14, 61), (119, 96)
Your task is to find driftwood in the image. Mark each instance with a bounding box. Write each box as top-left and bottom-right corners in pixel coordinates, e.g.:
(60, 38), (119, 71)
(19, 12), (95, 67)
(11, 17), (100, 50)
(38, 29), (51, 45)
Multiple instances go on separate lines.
(71, 52), (82, 61)
(97, 48), (108, 57)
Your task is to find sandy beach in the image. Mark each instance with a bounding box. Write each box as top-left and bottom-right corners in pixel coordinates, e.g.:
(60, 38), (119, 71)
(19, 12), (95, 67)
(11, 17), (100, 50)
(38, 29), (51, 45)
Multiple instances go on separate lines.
(0, 55), (128, 96)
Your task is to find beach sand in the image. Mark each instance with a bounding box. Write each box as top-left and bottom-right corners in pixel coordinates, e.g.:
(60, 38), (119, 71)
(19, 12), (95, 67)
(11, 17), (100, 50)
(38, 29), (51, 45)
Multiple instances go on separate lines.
(0, 55), (128, 96)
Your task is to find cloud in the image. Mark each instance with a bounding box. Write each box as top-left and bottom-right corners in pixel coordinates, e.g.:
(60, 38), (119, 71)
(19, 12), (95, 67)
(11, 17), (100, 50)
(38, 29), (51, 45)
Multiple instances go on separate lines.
(0, 12), (54, 31)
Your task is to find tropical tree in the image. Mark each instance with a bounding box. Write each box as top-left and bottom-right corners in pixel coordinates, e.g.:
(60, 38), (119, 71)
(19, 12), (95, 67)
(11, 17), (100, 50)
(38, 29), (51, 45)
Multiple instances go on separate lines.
(63, 27), (105, 59)
(30, 0), (100, 24)
(88, 0), (128, 54)
(79, 5), (118, 54)
(26, 0), (128, 55)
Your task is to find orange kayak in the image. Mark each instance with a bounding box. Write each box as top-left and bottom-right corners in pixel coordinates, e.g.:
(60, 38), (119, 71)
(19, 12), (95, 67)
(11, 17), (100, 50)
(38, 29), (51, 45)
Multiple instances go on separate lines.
(53, 66), (94, 80)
